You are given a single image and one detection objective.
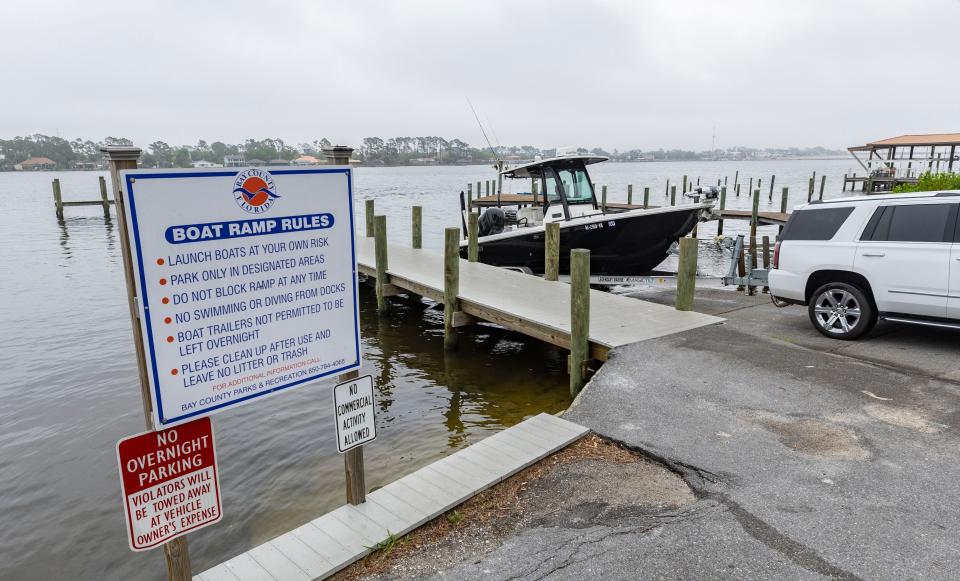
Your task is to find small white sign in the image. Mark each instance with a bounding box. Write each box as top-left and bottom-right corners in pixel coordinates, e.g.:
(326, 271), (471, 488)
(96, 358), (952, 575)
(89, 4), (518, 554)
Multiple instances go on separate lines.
(333, 375), (377, 453)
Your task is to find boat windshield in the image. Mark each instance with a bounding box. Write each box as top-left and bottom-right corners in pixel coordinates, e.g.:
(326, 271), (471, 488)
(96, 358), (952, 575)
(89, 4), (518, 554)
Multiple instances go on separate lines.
(556, 168), (595, 205)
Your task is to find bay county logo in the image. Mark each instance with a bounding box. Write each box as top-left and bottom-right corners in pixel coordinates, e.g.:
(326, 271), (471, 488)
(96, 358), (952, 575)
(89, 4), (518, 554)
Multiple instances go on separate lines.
(232, 169), (280, 214)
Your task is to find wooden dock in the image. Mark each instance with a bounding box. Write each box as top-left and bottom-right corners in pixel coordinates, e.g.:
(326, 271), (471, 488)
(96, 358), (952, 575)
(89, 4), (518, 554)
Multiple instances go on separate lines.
(355, 238), (722, 361)
(196, 413), (589, 581)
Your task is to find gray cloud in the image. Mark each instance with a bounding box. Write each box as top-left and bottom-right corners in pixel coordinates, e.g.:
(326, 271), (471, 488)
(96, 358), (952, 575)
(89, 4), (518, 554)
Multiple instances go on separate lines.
(4, 0), (958, 150)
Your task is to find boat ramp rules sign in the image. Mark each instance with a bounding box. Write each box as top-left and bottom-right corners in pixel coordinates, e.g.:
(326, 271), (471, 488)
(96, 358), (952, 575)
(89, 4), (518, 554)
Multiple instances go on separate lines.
(116, 417), (221, 551)
(120, 166), (361, 427)
(334, 375), (377, 453)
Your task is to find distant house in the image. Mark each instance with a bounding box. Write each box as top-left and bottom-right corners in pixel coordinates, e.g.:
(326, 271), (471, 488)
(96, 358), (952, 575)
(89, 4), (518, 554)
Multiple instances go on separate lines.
(71, 160), (101, 170)
(246, 158), (266, 167)
(292, 155), (321, 166)
(269, 159), (291, 166)
(192, 160), (221, 168)
(224, 154), (245, 167)
(15, 157), (57, 171)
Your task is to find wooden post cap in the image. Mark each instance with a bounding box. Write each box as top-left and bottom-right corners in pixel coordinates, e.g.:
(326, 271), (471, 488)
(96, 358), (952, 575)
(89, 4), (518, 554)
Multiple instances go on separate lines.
(100, 146), (142, 161)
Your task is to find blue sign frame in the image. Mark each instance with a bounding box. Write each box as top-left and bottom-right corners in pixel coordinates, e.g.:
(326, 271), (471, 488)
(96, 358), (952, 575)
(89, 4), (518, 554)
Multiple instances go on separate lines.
(123, 167), (361, 426)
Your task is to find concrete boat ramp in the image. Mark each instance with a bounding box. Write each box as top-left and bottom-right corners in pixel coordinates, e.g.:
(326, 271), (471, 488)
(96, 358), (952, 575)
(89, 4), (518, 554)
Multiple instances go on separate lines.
(196, 242), (721, 580)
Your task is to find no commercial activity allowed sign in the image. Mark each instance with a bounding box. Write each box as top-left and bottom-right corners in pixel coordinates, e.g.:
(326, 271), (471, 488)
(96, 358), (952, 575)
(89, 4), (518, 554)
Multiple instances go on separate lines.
(334, 375), (377, 453)
(120, 166), (361, 427)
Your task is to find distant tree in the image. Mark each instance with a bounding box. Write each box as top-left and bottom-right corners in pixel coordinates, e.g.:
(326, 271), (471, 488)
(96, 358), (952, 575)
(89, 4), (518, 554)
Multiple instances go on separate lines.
(173, 148), (192, 168)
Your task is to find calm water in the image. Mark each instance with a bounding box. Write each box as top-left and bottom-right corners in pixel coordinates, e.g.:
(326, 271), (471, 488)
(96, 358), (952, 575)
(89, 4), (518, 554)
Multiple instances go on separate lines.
(0, 159), (856, 580)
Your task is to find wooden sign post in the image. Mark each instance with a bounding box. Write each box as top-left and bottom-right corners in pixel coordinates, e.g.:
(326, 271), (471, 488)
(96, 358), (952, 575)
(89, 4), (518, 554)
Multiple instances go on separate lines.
(323, 146), (367, 505)
(101, 146), (192, 580)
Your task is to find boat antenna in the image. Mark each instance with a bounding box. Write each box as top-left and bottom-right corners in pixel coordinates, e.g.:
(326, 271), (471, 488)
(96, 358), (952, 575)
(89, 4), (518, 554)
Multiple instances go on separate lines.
(466, 98), (502, 166)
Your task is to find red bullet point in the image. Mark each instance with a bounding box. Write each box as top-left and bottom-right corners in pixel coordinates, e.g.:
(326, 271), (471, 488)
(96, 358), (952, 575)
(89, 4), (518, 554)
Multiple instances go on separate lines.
(156, 258), (165, 266)
(159, 278), (167, 285)
(170, 369), (178, 376)
(164, 317), (172, 324)
(166, 336), (174, 343)
(162, 297), (170, 304)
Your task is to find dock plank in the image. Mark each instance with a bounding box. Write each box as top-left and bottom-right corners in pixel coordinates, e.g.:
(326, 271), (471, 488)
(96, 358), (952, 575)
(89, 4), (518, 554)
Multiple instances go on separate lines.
(196, 414), (589, 581)
(356, 238), (722, 360)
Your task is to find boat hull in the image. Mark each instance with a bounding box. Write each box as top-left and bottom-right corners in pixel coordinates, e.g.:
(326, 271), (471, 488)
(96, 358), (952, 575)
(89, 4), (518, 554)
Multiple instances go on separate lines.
(462, 207), (702, 276)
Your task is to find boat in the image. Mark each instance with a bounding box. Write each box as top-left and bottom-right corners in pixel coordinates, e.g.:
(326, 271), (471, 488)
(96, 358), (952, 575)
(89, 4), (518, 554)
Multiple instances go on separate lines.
(458, 155), (715, 283)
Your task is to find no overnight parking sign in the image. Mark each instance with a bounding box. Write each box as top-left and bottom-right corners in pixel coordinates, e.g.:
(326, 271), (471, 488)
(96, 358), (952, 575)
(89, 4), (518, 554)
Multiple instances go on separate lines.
(120, 166), (361, 427)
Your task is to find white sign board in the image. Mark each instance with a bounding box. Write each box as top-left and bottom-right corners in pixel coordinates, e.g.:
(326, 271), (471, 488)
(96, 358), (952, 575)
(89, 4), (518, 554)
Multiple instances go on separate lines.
(334, 375), (377, 453)
(120, 167), (361, 427)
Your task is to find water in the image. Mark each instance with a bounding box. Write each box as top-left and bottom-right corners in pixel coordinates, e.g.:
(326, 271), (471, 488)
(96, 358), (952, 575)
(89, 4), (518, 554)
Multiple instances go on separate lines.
(0, 159), (855, 579)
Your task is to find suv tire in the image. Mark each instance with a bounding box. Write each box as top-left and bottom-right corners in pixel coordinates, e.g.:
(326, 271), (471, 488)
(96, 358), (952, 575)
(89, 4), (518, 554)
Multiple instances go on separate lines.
(808, 282), (876, 340)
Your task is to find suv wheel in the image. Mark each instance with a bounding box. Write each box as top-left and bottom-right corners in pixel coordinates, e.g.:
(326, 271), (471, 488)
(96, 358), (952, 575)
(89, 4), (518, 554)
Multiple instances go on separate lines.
(808, 282), (876, 340)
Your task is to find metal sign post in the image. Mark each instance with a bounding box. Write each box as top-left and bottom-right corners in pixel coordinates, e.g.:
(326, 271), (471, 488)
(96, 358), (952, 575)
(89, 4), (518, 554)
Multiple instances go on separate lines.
(102, 146), (192, 579)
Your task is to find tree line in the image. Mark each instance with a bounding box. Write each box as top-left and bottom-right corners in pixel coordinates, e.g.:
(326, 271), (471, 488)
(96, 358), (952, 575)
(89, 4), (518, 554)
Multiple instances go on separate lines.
(0, 133), (845, 170)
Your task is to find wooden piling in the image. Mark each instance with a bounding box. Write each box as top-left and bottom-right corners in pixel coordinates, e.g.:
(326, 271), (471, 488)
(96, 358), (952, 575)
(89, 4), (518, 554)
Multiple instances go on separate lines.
(466, 183), (472, 210)
(762, 235), (771, 294)
(717, 186), (727, 235)
(676, 238), (698, 311)
(768, 175), (776, 201)
(412, 206), (422, 249)
(601, 185), (607, 212)
(643, 186), (650, 209)
(665, 179), (670, 198)
(52, 178), (64, 220)
(627, 184), (633, 205)
(748, 177), (753, 201)
(365, 199), (375, 237)
(374, 215), (389, 315)
(670, 185), (676, 206)
(819, 174), (826, 201)
(443, 227), (460, 351)
(99, 176), (110, 218)
(751, 189), (760, 238)
(736, 183), (741, 197)
(467, 212), (479, 262)
(338, 367), (366, 505)
(569, 249), (590, 397)
(733, 170), (739, 191)
(545, 222), (560, 281)
(682, 175), (687, 193)
(779, 187), (788, 235)
(748, 236), (758, 296)
(807, 177), (814, 202)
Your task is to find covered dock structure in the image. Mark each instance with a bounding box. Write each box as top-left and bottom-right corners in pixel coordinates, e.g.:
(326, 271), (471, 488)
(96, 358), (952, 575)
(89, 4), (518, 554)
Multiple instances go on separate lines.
(845, 133), (960, 193)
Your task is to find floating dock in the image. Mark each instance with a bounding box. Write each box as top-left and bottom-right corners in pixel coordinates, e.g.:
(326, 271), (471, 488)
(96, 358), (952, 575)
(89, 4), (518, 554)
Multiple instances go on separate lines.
(355, 237), (722, 361)
(196, 413), (589, 580)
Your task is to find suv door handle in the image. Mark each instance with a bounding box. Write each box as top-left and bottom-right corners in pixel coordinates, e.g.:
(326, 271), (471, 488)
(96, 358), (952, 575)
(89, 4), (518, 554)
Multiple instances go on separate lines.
(861, 252), (886, 257)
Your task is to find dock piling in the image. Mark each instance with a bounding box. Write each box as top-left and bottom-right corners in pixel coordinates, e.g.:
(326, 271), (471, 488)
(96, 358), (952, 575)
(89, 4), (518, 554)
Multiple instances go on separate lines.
(443, 227), (460, 351)
(467, 212), (479, 262)
(807, 177), (814, 202)
(819, 174), (826, 201)
(751, 189), (760, 238)
(365, 199), (375, 238)
(670, 185), (676, 206)
(718, 186), (727, 235)
(682, 175), (688, 193)
(601, 185), (607, 212)
(99, 176), (110, 218)
(466, 183), (472, 210)
(52, 178), (64, 220)
(643, 186), (650, 209)
(374, 215), (389, 315)
(676, 238), (698, 312)
(412, 206), (422, 249)
(627, 184), (633, 205)
(545, 222), (560, 282)
(569, 248), (590, 397)
(768, 175), (776, 201)
(779, 187), (789, 235)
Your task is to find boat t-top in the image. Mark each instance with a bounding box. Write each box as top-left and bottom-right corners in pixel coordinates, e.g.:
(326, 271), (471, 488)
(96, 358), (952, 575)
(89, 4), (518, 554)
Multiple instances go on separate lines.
(459, 154), (714, 282)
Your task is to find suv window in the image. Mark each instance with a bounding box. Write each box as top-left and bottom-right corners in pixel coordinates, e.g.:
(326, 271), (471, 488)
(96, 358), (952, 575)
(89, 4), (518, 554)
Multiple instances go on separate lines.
(860, 203), (957, 243)
(780, 207), (854, 241)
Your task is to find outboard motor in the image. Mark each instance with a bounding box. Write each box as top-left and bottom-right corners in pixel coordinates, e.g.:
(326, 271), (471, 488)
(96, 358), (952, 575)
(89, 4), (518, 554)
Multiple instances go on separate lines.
(684, 186), (720, 202)
(478, 208), (506, 236)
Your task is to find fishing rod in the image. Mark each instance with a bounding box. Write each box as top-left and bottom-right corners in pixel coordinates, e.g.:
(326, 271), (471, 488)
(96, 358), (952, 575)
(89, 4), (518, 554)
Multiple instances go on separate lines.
(466, 98), (502, 165)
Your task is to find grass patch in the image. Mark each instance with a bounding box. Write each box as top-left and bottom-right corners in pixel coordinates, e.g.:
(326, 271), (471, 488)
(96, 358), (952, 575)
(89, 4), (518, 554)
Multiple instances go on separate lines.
(445, 510), (464, 525)
(893, 172), (960, 193)
(366, 531), (406, 559)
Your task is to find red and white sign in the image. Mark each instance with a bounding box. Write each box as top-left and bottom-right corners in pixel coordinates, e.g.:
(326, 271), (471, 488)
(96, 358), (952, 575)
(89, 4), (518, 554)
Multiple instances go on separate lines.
(116, 416), (222, 551)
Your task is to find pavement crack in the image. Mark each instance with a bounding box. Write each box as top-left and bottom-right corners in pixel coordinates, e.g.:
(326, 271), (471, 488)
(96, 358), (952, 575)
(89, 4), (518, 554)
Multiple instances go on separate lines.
(505, 525), (656, 580)
(715, 493), (866, 581)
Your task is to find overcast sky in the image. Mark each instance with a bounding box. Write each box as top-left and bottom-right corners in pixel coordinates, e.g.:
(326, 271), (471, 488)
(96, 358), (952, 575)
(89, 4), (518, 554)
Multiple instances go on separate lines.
(4, 0), (958, 151)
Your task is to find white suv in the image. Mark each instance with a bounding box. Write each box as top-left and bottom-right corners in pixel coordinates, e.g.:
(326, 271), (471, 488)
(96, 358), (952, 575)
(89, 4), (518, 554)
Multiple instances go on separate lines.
(768, 192), (960, 339)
